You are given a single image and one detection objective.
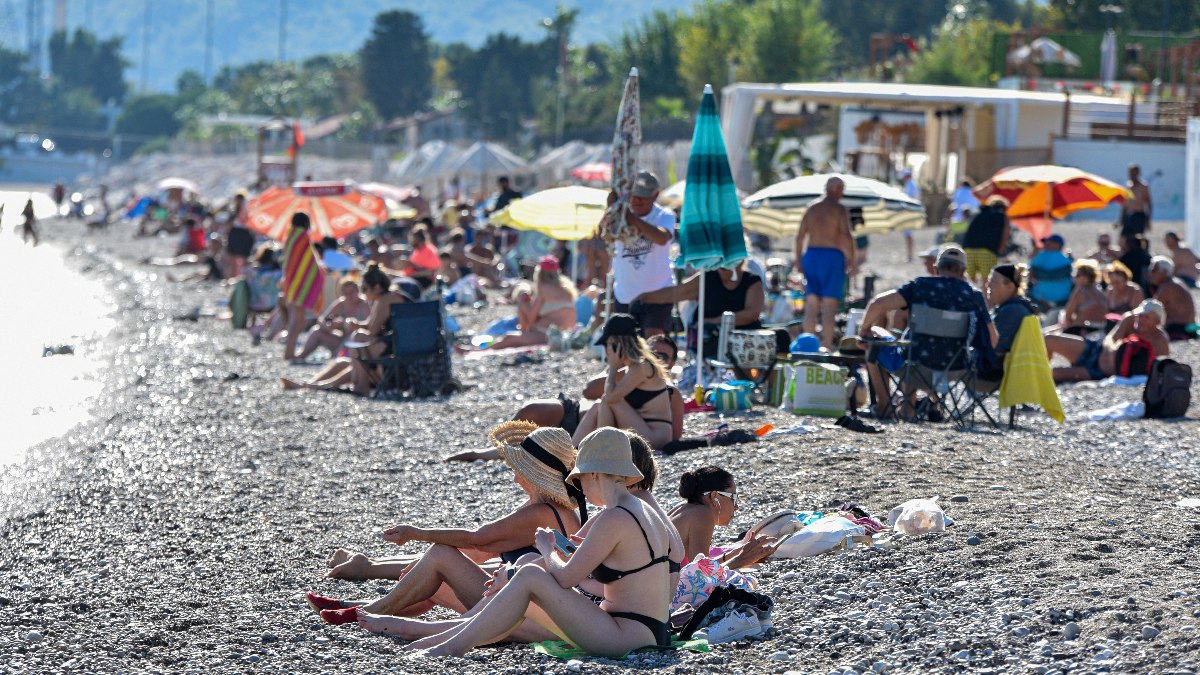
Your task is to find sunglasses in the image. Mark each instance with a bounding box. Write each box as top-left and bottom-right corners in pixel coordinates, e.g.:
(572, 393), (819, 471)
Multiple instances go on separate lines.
(711, 490), (741, 507)
(652, 350), (673, 362)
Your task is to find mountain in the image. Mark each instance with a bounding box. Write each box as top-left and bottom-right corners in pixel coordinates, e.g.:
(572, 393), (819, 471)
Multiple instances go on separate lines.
(0, 0), (693, 93)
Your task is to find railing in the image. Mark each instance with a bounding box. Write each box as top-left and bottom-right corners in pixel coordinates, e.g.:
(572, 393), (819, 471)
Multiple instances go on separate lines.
(1061, 95), (1192, 144)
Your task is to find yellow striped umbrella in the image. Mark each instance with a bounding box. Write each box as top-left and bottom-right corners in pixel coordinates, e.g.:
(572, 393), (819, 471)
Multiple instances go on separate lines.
(489, 185), (607, 241)
(741, 173), (925, 238)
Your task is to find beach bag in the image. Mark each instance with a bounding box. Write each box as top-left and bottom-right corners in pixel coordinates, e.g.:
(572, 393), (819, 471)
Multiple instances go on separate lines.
(765, 363), (789, 406)
(1143, 357), (1192, 418)
(783, 362), (847, 417)
(727, 329), (777, 366)
(671, 555), (757, 612)
(887, 499), (946, 536)
(713, 380), (754, 412)
(747, 509), (823, 539)
(770, 515), (865, 558)
(1115, 336), (1156, 377)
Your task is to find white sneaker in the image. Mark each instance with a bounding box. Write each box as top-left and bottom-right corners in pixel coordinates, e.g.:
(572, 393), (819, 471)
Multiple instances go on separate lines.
(695, 609), (762, 643)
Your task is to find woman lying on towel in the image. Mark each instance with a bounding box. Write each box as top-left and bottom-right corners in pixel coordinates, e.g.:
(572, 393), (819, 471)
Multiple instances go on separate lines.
(401, 428), (675, 658)
(307, 423), (581, 621)
(351, 431), (683, 648)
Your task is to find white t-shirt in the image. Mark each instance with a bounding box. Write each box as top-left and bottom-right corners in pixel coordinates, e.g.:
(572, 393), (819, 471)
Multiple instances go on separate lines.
(612, 203), (676, 304)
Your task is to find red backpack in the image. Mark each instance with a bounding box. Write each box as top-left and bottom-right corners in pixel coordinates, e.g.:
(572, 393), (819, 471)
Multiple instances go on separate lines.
(1115, 336), (1156, 378)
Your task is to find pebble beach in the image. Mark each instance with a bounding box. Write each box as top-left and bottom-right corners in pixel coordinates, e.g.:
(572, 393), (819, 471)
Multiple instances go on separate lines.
(2, 200), (1200, 674)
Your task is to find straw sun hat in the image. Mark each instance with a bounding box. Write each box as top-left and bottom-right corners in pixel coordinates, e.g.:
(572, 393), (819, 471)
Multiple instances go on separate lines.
(489, 421), (579, 509)
(567, 427), (644, 488)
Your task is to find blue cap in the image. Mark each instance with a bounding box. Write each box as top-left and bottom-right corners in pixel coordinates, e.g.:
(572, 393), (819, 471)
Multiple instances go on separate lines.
(1041, 234), (1065, 246)
(789, 332), (821, 354)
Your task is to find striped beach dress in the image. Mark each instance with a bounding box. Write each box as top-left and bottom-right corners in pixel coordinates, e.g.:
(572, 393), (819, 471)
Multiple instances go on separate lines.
(281, 227), (325, 311)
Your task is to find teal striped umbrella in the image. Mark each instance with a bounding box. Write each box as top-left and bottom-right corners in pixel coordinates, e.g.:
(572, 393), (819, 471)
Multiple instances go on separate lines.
(679, 84), (747, 389)
(679, 84), (747, 272)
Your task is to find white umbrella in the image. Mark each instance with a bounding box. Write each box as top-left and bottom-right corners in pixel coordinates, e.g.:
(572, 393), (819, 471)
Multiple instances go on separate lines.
(157, 177), (200, 194)
(1100, 29), (1118, 85)
(741, 173), (925, 238)
(1007, 37), (1082, 68)
(390, 140), (445, 182)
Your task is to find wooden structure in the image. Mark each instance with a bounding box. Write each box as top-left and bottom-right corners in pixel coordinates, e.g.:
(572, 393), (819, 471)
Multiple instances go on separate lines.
(256, 118), (300, 189)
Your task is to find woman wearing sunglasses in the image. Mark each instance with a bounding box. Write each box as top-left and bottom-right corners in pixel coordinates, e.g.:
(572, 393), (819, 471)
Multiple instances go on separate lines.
(669, 466), (776, 568)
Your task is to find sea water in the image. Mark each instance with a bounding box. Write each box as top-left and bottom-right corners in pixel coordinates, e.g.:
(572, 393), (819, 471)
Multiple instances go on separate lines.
(0, 189), (115, 464)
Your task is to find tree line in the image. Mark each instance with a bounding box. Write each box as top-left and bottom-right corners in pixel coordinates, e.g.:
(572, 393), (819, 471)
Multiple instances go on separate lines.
(0, 0), (1191, 154)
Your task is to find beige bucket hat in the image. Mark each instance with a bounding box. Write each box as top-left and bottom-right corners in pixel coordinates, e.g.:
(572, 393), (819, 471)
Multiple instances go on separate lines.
(566, 427), (644, 488)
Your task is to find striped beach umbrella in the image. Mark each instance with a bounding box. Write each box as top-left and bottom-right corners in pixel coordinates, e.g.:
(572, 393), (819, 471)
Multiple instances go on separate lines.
(245, 182), (389, 242)
(679, 84), (747, 390)
(974, 165), (1131, 242)
(741, 173), (925, 238)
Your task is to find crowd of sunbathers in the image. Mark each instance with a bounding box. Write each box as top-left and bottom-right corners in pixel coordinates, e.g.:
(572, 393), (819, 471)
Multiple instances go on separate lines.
(304, 422), (774, 657)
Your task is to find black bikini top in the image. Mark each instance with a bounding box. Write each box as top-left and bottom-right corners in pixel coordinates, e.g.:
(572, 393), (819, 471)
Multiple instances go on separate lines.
(591, 505), (679, 583)
(624, 386), (669, 409)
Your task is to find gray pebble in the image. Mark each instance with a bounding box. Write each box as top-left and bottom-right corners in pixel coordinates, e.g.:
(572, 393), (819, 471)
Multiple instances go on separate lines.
(950, 495), (969, 503)
(953, 649), (970, 661)
(1012, 626), (1030, 637)
(967, 536), (981, 546)
(991, 485), (1008, 491)
(261, 633), (277, 643)
(25, 631), (42, 642)
(769, 651), (791, 661)
(1063, 622), (1081, 640)
(872, 661), (888, 673)
(1141, 625), (1160, 639)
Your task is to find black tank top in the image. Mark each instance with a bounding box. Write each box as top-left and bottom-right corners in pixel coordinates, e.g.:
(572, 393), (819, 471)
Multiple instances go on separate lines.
(694, 270), (763, 328)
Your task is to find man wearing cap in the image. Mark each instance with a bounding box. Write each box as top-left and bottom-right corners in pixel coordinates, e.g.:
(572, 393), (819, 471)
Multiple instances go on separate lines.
(919, 246), (939, 277)
(609, 170), (676, 336)
(857, 245), (995, 417)
(794, 177), (856, 350)
(1147, 256), (1196, 339)
(1029, 234), (1073, 307)
(961, 196), (1010, 286)
(1045, 299), (1169, 382)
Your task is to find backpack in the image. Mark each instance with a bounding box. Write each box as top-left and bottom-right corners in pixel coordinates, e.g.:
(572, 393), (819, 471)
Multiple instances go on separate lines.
(1143, 357), (1192, 418)
(1114, 336), (1156, 377)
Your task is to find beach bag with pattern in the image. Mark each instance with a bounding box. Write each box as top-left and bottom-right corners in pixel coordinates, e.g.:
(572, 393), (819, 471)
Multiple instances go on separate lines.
(671, 555), (757, 612)
(727, 329), (777, 366)
(713, 380), (754, 412)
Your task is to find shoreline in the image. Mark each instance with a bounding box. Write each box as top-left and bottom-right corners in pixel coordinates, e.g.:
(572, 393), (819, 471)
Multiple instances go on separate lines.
(0, 217), (1198, 673)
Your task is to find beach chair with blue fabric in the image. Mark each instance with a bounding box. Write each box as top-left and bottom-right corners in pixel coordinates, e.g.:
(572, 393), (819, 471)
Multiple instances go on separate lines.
(363, 299), (453, 399)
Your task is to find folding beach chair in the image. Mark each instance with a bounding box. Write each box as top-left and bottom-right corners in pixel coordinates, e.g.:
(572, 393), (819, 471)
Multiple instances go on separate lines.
(882, 303), (998, 428)
(364, 300), (453, 399)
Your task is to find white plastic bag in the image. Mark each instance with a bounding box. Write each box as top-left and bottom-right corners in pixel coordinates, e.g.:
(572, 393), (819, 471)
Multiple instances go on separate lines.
(888, 498), (946, 536)
(769, 515), (865, 558)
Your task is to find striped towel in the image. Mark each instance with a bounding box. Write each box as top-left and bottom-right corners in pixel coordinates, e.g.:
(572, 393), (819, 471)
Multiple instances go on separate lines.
(281, 228), (324, 311)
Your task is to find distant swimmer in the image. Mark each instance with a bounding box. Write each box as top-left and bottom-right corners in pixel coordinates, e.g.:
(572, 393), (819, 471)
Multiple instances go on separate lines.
(794, 177), (855, 349)
(21, 197), (38, 246)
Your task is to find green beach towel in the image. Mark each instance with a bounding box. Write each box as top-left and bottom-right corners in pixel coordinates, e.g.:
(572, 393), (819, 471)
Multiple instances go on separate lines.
(531, 636), (710, 660)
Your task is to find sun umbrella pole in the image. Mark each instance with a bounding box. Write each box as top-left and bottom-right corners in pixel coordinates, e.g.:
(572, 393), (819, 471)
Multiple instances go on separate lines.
(604, 270), (614, 324)
(695, 271), (706, 393)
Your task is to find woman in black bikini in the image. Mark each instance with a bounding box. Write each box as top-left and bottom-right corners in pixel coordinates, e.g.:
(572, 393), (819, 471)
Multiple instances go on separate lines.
(408, 427), (675, 658)
(572, 314), (681, 450)
(307, 423), (581, 623)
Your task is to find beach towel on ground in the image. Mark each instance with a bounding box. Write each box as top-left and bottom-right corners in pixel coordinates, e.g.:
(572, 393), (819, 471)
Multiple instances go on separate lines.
(531, 636), (709, 659)
(999, 314), (1064, 423)
(281, 228), (324, 311)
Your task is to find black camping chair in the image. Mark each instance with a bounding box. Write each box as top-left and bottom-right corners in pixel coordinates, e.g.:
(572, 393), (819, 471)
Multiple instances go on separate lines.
(363, 300), (453, 399)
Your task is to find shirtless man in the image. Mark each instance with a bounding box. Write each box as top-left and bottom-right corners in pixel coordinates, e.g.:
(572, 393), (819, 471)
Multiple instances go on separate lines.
(1045, 299), (1169, 382)
(1088, 233), (1121, 265)
(466, 225), (501, 285)
(1119, 164), (1152, 237)
(794, 177), (856, 349)
(1148, 256), (1196, 339)
(1163, 232), (1199, 288)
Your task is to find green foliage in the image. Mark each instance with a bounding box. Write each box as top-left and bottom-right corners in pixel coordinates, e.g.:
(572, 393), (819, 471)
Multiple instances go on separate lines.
(360, 10), (433, 119)
(116, 94), (182, 138)
(47, 29), (128, 104)
(1045, 0), (1200, 31)
(906, 17), (997, 87)
(677, 0), (750, 95)
(448, 33), (555, 139)
(613, 10), (687, 100)
(741, 0), (836, 83)
(133, 136), (173, 156)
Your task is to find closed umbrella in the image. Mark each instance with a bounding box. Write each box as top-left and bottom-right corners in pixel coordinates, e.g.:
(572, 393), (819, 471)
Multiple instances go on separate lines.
(1100, 29), (1118, 86)
(741, 173), (925, 238)
(245, 182), (389, 242)
(597, 67), (641, 321)
(678, 84), (747, 391)
(974, 165), (1131, 241)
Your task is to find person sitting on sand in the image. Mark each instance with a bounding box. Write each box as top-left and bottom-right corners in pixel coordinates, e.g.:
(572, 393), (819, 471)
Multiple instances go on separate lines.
(472, 256), (577, 351)
(1044, 299), (1169, 383)
(397, 427), (675, 658)
(308, 423), (582, 624)
(1164, 232), (1200, 288)
(1104, 260), (1144, 316)
(443, 335), (681, 462)
(1147, 256), (1197, 340)
(402, 226), (440, 288)
(293, 278), (372, 361)
(572, 314), (681, 450)
(281, 264), (414, 395)
(350, 430), (685, 648)
(668, 466), (776, 568)
(986, 263), (1038, 359)
(1052, 259), (1107, 336)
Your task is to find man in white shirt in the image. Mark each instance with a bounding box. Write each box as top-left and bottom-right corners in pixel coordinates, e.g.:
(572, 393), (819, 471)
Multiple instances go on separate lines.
(610, 170), (676, 336)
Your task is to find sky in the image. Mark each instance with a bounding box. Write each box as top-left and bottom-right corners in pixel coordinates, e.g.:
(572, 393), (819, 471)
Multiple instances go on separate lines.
(0, 0), (693, 92)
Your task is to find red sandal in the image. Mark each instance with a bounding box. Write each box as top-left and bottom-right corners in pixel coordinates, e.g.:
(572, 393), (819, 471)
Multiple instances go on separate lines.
(305, 592), (345, 612)
(320, 607), (359, 625)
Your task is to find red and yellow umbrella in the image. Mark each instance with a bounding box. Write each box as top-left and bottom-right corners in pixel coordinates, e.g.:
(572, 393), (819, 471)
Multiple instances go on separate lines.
(974, 165), (1131, 240)
(245, 182), (389, 241)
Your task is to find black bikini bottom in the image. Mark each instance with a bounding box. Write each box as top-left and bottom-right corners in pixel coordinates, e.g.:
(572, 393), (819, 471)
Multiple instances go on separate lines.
(610, 611), (671, 647)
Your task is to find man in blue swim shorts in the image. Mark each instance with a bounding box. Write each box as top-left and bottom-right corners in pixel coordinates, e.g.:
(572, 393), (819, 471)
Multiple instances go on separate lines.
(794, 177), (856, 349)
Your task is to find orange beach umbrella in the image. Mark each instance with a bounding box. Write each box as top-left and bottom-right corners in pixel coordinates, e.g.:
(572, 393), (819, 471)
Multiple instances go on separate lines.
(245, 182), (389, 242)
(974, 165), (1131, 241)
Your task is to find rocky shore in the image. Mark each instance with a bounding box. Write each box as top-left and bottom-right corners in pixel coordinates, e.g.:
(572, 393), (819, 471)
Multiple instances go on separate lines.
(2, 217), (1199, 674)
